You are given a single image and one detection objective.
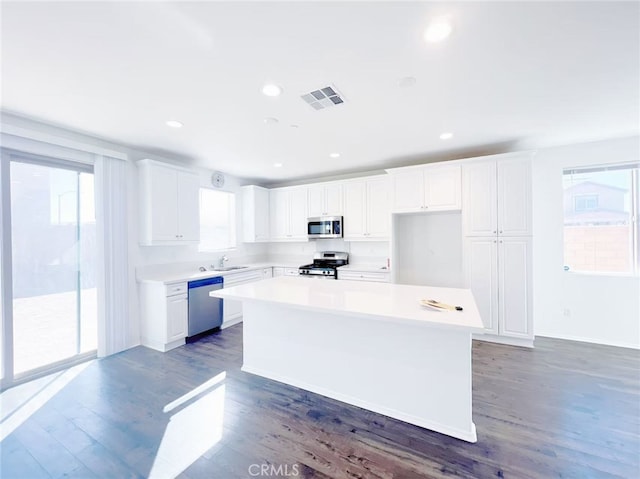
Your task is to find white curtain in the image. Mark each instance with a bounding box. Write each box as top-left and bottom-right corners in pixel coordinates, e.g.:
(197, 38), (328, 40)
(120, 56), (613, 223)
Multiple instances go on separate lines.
(95, 155), (130, 357)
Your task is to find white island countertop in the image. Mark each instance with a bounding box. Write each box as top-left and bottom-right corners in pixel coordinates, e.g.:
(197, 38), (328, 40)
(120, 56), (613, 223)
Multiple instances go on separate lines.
(211, 276), (484, 332)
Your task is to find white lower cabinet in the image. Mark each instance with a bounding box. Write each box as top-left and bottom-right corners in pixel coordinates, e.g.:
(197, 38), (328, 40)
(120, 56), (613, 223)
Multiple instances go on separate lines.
(337, 270), (390, 283)
(466, 237), (532, 343)
(222, 269), (267, 328)
(273, 267), (284, 277)
(139, 282), (188, 352)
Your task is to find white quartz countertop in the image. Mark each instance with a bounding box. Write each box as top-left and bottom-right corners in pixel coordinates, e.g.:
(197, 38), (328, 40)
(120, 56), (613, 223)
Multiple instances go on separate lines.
(210, 276), (484, 332)
(136, 262), (301, 284)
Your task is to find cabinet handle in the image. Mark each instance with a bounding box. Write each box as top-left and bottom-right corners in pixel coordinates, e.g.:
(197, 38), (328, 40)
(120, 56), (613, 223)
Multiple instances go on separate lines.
(493, 230), (497, 234)
(499, 240), (503, 243)
(499, 230), (503, 234)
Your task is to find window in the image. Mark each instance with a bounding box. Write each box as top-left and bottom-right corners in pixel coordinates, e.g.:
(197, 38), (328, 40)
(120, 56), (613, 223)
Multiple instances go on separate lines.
(199, 188), (236, 251)
(574, 195), (598, 212)
(563, 163), (639, 274)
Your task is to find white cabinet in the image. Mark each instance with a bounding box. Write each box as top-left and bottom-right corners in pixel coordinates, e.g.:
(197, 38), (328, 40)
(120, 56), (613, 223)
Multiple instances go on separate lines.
(242, 185), (270, 242)
(270, 187), (308, 241)
(463, 154), (533, 346)
(222, 269), (264, 328)
(337, 270), (390, 283)
(261, 267), (273, 279)
(388, 165), (461, 213)
(463, 155), (532, 237)
(465, 237), (532, 340)
(139, 281), (188, 352)
(138, 159), (200, 245)
(307, 182), (343, 217)
(272, 267), (299, 277)
(343, 176), (391, 240)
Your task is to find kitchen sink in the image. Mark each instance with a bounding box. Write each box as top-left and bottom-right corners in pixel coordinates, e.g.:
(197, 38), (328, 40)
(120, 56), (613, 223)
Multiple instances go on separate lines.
(212, 266), (249, 272)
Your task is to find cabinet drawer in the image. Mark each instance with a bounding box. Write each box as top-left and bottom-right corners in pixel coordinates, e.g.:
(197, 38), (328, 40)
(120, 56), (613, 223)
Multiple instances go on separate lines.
(165, 282), (188, 296)
(224, 270), (263, 286)
(284, 268), (300, 276)
(338, 271), (390, 282)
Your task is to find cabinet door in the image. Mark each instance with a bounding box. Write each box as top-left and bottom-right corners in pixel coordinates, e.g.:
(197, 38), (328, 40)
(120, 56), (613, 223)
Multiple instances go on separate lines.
(149, 166), (179, 241)
(269, 189), (288, 240)
(497, 158), (532, 236)
(424, 166), (461, 211)
(176, 172), (200, 241)
(498, 237), (532, 338)
(343, 180), (367, 239)
(166, 295), (188, 342)
(391, 171), (424, 212)
(324, 183), (343, 216)
(272, 267), (285, 277)
(466, 238), (499, 333)
(288, 188), (308, 239)
(463, 162), (497, 236)
(307, 185), (325, 217)
(254, 187), (270, 241)
(262, 268), (273, 278)
(366, 177), (391, 238)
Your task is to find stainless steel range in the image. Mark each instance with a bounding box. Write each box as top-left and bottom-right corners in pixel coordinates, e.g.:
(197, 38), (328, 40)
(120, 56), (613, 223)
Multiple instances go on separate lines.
(299, 251), (348, 279)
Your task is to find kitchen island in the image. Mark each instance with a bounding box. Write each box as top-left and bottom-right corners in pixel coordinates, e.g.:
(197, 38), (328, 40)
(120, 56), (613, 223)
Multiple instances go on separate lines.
(210, 276), (484, 442)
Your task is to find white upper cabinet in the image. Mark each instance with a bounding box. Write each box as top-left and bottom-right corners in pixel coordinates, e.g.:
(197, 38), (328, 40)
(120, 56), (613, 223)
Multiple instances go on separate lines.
(343, 176), (390, 240)
(269, 186), (308, 241)
(463, 154), (532, 237)
(138, 159), (200, 245)
(241, 185), (270, 242)
(389, 165), (461, 213)
(307, 182), (343, 217)
(497, 158), (532, 236)
(462, 162), (497, 236)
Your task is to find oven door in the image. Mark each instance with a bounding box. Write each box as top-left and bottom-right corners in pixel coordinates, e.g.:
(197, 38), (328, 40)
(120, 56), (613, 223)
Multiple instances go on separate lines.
(307, 216), (342, 238)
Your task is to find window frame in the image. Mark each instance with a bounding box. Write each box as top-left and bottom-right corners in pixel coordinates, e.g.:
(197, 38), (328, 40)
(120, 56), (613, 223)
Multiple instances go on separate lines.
(198, 187), (237, 252)
(562, 162), (640, 277)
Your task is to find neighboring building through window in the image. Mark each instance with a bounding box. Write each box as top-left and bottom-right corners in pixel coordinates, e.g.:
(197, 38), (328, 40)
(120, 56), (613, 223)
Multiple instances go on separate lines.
(563, 164), (639, 274)
(199, 188), (236, 251)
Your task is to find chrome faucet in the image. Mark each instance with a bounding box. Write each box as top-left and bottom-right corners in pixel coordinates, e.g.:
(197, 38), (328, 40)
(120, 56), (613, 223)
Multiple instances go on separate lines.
(217, 255), (229, 268)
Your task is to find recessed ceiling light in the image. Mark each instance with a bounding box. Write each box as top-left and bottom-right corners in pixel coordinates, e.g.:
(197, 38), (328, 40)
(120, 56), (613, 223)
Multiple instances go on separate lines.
(263, 117), (279, 125)
(166, 120), (183, 128)
(440, 132), (454, 140)
(424, 18), (453, 43)
(262, 84), (282, 97)
(399, 76), (417, 88)
(329, 153), (341, 158)
(273, 162), (283, 168)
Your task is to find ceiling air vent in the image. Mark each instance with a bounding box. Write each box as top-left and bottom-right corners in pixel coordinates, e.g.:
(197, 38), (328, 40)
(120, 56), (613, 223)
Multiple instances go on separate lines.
(300, 85), (345, 110)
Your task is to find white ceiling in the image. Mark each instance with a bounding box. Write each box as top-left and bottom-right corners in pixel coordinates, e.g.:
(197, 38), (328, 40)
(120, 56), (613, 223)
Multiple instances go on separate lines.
(2, 1), (638, 184)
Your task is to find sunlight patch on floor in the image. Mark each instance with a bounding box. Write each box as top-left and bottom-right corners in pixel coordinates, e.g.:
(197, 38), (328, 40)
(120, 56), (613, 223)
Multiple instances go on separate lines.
(149, 375), (226, 479)
(0, 361), (92, 441)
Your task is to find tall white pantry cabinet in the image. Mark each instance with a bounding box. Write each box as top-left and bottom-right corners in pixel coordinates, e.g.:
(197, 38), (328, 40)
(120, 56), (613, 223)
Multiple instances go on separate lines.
(463, 153), (534, 347)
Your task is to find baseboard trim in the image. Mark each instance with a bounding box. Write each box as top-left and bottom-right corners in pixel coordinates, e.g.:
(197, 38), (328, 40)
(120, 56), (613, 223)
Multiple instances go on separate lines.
(473, 334), (534, 348)
(535, 333), (640, 350)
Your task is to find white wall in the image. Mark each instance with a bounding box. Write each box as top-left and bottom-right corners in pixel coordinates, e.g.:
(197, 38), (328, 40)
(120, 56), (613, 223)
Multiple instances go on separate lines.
(392, 212), (464, 288)
(532, 136), (640, 349)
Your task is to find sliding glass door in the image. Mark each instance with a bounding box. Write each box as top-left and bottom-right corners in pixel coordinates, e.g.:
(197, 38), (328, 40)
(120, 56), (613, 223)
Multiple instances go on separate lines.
(1, 151), (96, 386)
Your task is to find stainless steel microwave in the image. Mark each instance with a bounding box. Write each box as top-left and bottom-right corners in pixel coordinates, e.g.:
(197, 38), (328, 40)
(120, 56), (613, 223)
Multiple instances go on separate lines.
(307, 216), (343, 239)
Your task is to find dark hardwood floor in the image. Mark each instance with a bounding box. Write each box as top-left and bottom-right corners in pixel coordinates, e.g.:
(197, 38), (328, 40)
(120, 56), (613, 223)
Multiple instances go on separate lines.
(1, 324), (638, 478)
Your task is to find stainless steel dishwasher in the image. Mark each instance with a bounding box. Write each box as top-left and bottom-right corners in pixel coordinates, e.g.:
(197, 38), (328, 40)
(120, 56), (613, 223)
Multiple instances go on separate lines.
(187, 276), (224, 338)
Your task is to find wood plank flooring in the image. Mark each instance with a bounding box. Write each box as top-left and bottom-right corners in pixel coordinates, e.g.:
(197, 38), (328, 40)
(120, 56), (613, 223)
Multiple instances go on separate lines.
(1, 324), (638, 478)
